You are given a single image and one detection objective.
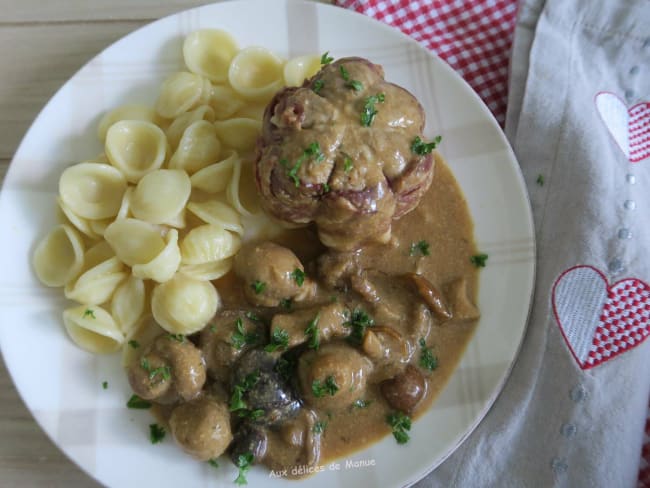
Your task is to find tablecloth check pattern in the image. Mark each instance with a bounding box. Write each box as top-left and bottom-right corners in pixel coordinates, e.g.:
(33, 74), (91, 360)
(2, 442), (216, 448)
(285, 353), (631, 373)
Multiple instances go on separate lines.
(335, 1), (650, 486)
(333, 0), (517, 125)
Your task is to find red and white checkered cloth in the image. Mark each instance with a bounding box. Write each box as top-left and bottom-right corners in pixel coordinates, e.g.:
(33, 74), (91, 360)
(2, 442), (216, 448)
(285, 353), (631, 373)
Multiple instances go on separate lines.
(333, 0), (518, 126)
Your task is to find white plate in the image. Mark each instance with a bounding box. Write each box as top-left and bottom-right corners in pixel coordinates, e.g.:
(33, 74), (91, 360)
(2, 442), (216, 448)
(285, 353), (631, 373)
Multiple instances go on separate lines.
(0, 1), (535, 487)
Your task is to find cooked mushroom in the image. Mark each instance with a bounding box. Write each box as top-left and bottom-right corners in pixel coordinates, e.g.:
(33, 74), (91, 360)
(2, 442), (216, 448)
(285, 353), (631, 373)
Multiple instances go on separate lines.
(269, 302), (350, 348)
(230, 424), (268, 465)
(380, 365), (426, 414)
(406, 272), (452, 322)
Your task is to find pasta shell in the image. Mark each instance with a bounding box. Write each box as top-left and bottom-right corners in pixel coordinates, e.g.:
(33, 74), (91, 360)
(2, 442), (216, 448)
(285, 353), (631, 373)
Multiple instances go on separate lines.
(131, 169), (191, 225)
(213, 118), (261, 153)
(111, 275), (146, 336)
(165, 105), (215, 150)
(132, 228), (181, 283)
(116, 186), (134, 220)
(227, 157), (260, 216)
(189, 150), (238, 194)
(283, 54), (322, 87)
(64, 256), (127, 305)
(155, 71), (211, 119)
(32, 224), (85, 287)
(57, 197), (101, 239)
(168, 120), (222, 174)
(104, 218), (165, 267)
(186, 200), (244, 235)
(63, 305), (124, 354)
(209, 85), (246, 120)
(105, 120), (167, 183)
(233, 102), (267, 121)
(179, 258), (233, 281)
(97, 104), (165, 142)
(59, 162), (127, 220)
(180, 224), (241, 265)
(82, 240), (115, 271)
(182, 29), (239, 83)
(228, 46), (285, 102)
(151, 274), (220, 334)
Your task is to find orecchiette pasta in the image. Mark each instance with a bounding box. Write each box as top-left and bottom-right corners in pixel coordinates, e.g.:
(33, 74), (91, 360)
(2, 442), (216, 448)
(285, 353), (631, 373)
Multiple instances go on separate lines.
(182, 29), (239, 83)
(131, 228), (181, 283)
(59, 162), (127, 220)
(104, 218), (167, 267)
(155, 71), (212, 119)
(151, 273), (220, 335)
(63, 305), (124, 354)
(209, 85), (246, 120)
(179, 258), (233, 281)
(165, 105), (215, 150)
(57, 197), (101, 239)
(283, 54), (321, 87)
(111, 275), (147, 336)
(213, 118), (261, 153)
(186, 199), (244, 235)
(64, 256), (127, 305)
(168, 120), (222, 174)
(32, 224), (85, 287)
(227, 157), (260, 216)
(105, 120), (167, 183)
(189, 150), (238, 194)
(97, 104), (164, 142)
(228, 46), (285, 102)
(179, 224), (241, 265)
(131, 169), (191, 225)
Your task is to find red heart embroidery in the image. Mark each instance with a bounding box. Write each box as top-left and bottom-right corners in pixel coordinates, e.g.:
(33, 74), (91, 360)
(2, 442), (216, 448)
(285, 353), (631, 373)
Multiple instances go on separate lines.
(552, 265), (650, 369)
(595, 92), (650, 163)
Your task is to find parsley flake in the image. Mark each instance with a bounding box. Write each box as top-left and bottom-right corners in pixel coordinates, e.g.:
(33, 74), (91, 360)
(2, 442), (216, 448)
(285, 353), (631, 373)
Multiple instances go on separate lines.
(167, 333), (185, 343)
(320, 51), (334, 65)
(313, 420), (328, 434)
(83, 309), (96, 319)
(229, 371), (260, 412)
(282, 142), (325, 187)
(339, 64), (363, 91)
(536, 174), (545, 186)
(280, 298), (293, 310)
(305, 313), (320, 350)
(343, 156), (353, 173)
(234, 452), (254, 486)
(231, 318), (259, 350)
(101, 381), (108, 390)
(419, 338), (438, 371)
(409, 240), (430, 256)
(126, 394), (151, 409)
(344, 308), (375, 345)
(208, 458), (219, 469)
(470, 253), (489, 268)
(149, 423), (166, 444)
(291, 268), (306, 286)
(128, 339), (140, 349)
(264, 328), (289, 352)
(313, 79), (324, 94)
(312, 375), (339, 398)
(140, 357), (171, 383)
(360, 93), (385, 127)
(387, 412), (411, 444)
(411, 135), (442, 155)
(251, 280), (266, 294)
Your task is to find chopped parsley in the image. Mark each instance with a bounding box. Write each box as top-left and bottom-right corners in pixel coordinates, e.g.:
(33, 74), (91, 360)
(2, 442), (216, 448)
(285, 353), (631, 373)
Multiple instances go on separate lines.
(343, 156), (353, 173)
(305, 313), (320, 350)
(536, 174), (545, 186)
(409, 240), (430, 256)
(320, 51), (334, 65)
(291, 268), (305, 286)
(149, 423), (166, 444)
(82, 309), (96, 319)
(275, 355), (297, 382)
(352, 399), (371, 409)
(209, 324), (217, 333)
(470, 253), (489, 268)
(229, 371), (260, 412)
(282, 142), (325, 187)
(339, 64), (363, 91)
(264, 328), (289, 352)
(345, 308), (375, 345)
(237, 408), (265, 420)
(140, 357), (171, 383)
(360, 93), (385, 127)
(322, 182), (331, 193)
(245, 311), (262, 322)
(312, 375), (339, 398)
(411, 135), (442, 155)
(312, 79), (324, 94)
(128, 339), (140, 349)
(387, 412), (411, 444)
(231, 318), (259, 350)
(251, 280), (266, 294)
(167, 333), (185, 343)
(234, 452), (254, 486)
(101, 381), (108, 390)
(280, 298), (293, 310)
(419, 338), (438, 371)
(313, 420), (328, 434)
(208, 458), (219, 469)
(126, 394), (151, 409)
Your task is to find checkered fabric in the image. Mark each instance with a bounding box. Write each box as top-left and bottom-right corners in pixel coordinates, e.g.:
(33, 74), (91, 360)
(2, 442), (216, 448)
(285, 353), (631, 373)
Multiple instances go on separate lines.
(333, 0), (518, 126)
(629, 102), (650, 163)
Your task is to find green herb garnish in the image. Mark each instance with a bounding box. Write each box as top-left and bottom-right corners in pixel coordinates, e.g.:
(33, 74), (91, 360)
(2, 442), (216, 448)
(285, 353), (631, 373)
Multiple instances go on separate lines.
(140, 357), (171, 383)
(345, 308), (375, 345)
(274, 355), (297, 382)
(283, 142), (325, 187)
(313, 79), (324, 94)
(291, 268), (305, 286)
(312, 375), (339, 398)
(360, 93), (385, 126)
(339, 65), (363, 91)
(409, 240), (430, 256)
(343, 156), (353, 173)
(208, 458), (219, 469)
(83, 309), (96, 319)
(387, 412), (411, 444)
(126, 394), (151, 409)
(313, 420), (328, 434)
(470, 253), (489, 268)
(149, 423), (166, 444)
(234, 452), (254, 485)
(305, 313), (320, 350)
(280, 298), (293, 310)
(536, 174), (545, 186)
(128, 339), (139, 349)
(229, 371), (260, 412)
(411, 135), (442, 155)
(102, 381), (108, 390)
(419, 338), (438, 371)
(320, 51), (334, 65)
(264, 328), (289, 352)
(167, 333), (185, 343)
(231, 318), (259, 350)
(352, 399), (371, 409)
(251, 280), (266, 294)
(245, 311), (262, 322)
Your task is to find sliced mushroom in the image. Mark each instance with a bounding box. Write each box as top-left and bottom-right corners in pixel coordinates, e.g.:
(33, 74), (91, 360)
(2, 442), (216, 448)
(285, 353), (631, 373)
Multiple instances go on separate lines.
(406, 272), (452, 322)
(445, 277), (480, 321)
